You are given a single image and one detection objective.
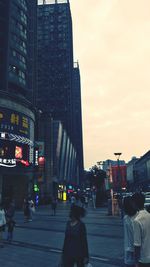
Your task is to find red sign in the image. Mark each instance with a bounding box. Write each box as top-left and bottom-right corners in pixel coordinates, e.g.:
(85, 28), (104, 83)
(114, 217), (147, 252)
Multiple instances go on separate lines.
(111, 165), (127, 191)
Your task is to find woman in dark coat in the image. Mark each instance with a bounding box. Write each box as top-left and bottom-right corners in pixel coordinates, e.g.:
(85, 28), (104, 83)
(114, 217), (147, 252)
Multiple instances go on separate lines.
(62, 205), (89, 267)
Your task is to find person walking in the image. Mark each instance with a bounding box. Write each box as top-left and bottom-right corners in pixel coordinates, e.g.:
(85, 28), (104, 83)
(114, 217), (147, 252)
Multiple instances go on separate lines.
(85, 195), (89, 208)
(28, 198), (35, 221)
(123, 196), (138, 267)
(132, 192), (150, 267)
(70, 195), (76, 207)
(5, 199), (15, 220)
(51, 198), (57, 216)
(6, 217), (15, 243)
(60, 205), (89, 267)
(0, 203), (6, 248)
(23, 198), (30, 222)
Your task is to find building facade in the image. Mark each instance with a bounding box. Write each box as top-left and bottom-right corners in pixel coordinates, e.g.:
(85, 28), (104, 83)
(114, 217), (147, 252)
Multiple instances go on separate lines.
(134, 151), (150, 191)
(37, 0), (73, 135)
(37, 1), (84, 191)
(72, 62), (84, 182)
(0, 0), (37, 206)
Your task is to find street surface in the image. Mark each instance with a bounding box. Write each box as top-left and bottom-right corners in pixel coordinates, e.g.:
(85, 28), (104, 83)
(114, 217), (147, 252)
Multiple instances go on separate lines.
(0, 202), (124, 267)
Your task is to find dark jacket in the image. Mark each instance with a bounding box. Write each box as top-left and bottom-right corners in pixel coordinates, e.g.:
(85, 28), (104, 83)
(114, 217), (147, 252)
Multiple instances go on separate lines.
(63, 220), (89, 261)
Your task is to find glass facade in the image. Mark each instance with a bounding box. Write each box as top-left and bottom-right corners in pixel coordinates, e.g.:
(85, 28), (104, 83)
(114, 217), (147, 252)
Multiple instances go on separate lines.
(37, 2), (73, 134)
(0, 0), (37, 102)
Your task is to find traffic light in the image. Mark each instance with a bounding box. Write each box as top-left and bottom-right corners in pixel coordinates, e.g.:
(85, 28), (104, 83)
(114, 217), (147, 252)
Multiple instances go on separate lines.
(34, 184), (39, 192)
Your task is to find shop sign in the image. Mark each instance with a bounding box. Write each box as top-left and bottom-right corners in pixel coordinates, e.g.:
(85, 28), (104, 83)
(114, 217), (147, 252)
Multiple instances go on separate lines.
(0, 158), (16, 167)
(0, 107), (31, 138)
(0, 132), (33, 146)
(35, 150), (39, 166)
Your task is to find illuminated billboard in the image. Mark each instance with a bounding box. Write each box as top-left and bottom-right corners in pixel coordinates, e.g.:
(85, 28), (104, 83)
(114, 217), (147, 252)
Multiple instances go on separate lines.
(15, 146), (23, 159)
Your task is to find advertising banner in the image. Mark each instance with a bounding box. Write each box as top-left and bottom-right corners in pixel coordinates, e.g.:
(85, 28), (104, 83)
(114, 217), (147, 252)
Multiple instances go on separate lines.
(111, 165), (127, 191)
(0, 107), (34, 167)
(0, 107), (30, 138)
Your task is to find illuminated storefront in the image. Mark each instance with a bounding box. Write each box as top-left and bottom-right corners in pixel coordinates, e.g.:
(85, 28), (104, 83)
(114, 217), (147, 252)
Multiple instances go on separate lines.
(0, 101), (35, 207)
(0, 107), (34, 168)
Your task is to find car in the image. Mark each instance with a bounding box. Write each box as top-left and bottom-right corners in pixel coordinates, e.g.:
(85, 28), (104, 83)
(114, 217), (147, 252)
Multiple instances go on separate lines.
(144, 197), (150, 212)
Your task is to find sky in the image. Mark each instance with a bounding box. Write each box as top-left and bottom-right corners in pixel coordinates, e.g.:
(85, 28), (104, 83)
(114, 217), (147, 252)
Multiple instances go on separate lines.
(39, 0), (150, 169)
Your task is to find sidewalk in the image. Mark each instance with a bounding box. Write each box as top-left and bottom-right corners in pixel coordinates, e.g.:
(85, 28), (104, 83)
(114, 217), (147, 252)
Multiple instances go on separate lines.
(0, 202), (124, 267)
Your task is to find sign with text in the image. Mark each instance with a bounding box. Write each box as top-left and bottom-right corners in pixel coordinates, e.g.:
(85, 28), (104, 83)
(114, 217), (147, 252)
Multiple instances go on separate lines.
(0, 107), (30, 137)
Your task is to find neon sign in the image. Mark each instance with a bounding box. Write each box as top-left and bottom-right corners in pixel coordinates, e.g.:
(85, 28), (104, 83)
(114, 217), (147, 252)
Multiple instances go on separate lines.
(15, 146), (23, 159)
(0, 158), (16, 168)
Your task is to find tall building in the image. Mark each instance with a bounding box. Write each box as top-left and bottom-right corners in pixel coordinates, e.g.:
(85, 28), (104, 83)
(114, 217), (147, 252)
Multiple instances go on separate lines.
(72, 62), (84, 181)
(0, 0), (37, 206)
(0, 0), (37, 102)
(37, 0), (73, 135)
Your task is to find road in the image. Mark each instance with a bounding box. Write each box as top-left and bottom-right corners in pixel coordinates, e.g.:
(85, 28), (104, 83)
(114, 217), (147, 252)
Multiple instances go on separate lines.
(0, 202), (124, 267)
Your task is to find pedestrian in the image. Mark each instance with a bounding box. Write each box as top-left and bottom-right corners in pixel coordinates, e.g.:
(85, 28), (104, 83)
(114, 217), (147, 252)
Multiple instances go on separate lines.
(70, 195), (76, 206)
(5, 199), (15, 220)
(123, 196), (138, 267)
(6, 217), (15, 243)
(80, 195), (85, 208)
(132, 192), (150, 267)
(23, 198), (30, 222)
(51, 198), (57, 216)
(0, 203), (6, 248)
(59, 205), (89, 267)
(28, 198), (35, 221)
(85, 195), (89, 208)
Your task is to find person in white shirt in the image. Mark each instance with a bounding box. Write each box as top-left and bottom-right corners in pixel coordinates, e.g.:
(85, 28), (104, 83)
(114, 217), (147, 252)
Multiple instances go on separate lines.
(132, 192), (150, 267)
(0, 203), (6, 248)
(123, 196), (138, 267)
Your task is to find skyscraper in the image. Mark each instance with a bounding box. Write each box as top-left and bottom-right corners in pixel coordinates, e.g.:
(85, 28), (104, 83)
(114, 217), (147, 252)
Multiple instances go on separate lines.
(37, 0), (73, 135)
(0, 0), (37, 206)
(0, 0), (37, 102)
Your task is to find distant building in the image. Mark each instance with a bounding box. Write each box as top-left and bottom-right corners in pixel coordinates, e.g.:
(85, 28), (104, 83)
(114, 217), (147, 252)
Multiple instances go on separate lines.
(134, 151), (150, 191)
(126, 157), (138, 190)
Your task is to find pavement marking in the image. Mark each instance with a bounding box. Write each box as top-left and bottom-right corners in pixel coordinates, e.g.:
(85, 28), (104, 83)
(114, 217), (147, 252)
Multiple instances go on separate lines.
(49, 248), (62, 253)
(91, 256), (109, 262)
(4, 240), (123, 266)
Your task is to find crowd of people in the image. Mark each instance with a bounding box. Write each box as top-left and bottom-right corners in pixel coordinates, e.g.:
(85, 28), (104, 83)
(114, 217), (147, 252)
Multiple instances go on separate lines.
(69, 193), (90, 209)
(0, 197), (36, 247)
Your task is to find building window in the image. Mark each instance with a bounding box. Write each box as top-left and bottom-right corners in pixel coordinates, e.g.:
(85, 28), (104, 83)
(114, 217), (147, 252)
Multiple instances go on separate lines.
(11, 18), (27, 39)
(9, 65), (26, 85)
(12, 50), (26, 69)
(11, 34), (27, 54)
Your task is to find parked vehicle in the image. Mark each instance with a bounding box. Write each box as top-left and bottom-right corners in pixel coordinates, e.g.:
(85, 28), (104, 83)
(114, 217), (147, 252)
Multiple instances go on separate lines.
(144, 197), (150, 212)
